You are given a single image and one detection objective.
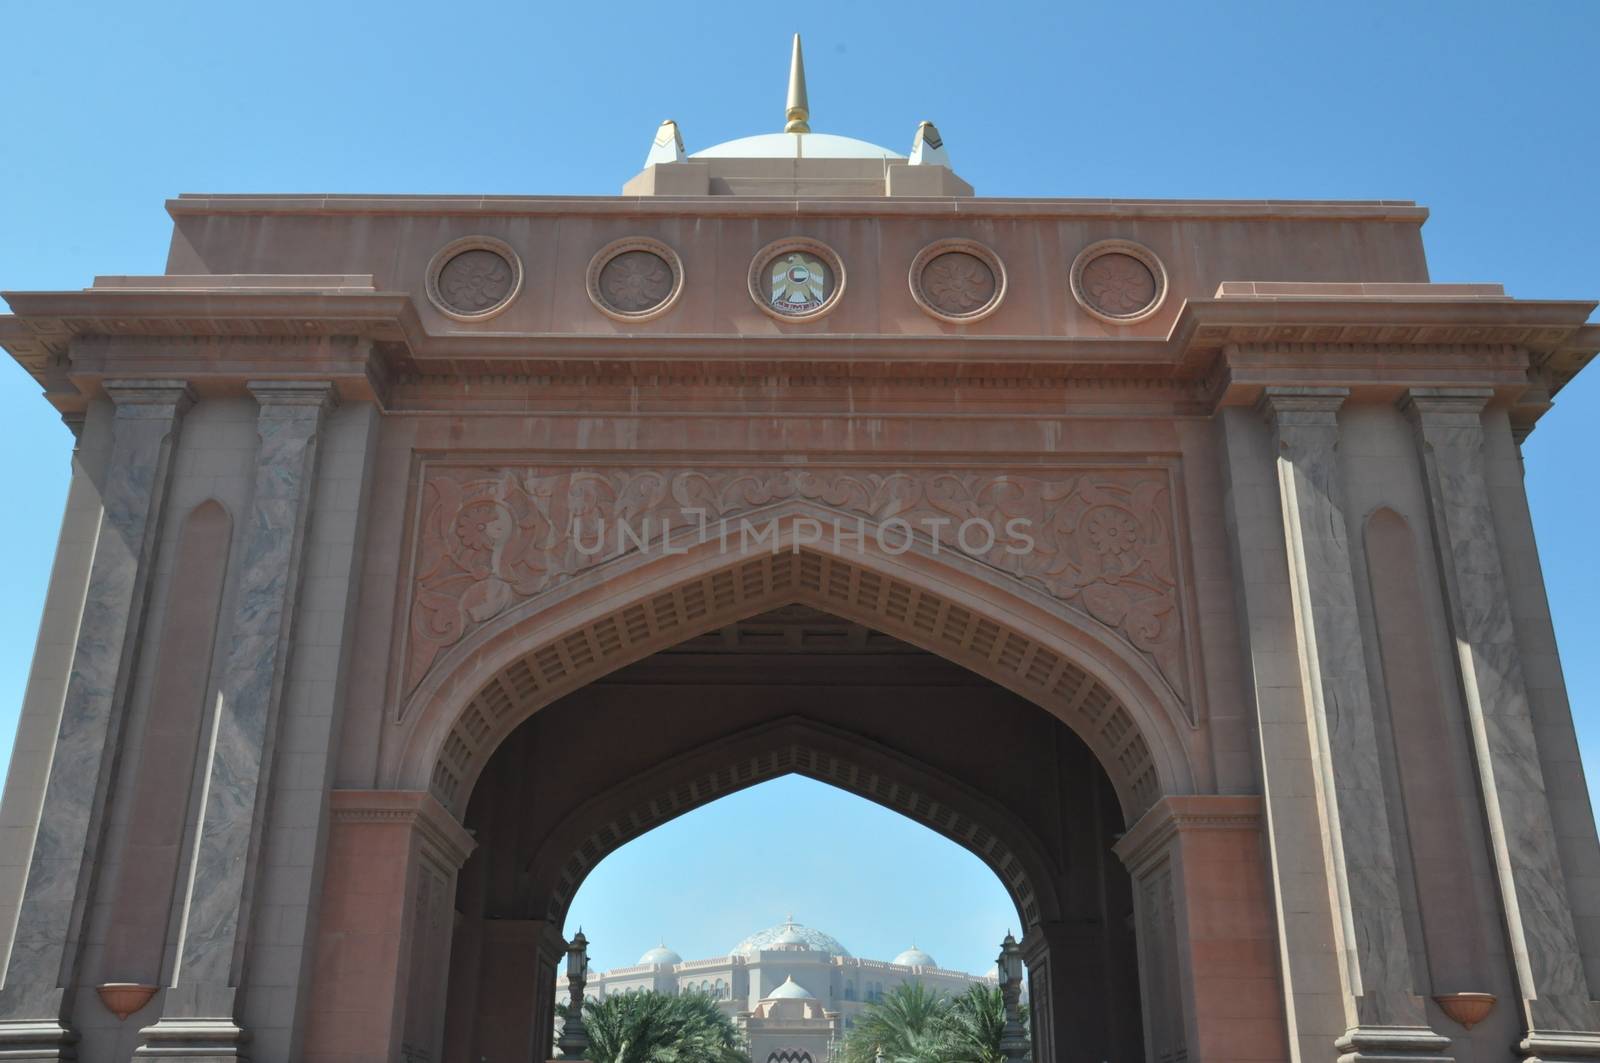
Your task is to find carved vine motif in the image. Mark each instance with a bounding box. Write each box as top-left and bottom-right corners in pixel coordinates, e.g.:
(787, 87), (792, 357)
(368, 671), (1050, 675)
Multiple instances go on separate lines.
(404, 467), (1187, 700)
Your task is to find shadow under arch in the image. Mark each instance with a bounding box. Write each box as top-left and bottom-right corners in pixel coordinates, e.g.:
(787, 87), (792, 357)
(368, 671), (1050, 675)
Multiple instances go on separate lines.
(394, 503), (1198, 823)
(528, 715), (1065, 931)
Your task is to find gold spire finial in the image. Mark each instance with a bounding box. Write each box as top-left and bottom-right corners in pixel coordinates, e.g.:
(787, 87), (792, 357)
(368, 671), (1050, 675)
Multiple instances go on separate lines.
(785, 33), (810, 133)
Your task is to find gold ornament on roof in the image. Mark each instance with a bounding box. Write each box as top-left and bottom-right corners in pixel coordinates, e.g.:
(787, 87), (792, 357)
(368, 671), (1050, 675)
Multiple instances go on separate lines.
(785, 33), (810, 133)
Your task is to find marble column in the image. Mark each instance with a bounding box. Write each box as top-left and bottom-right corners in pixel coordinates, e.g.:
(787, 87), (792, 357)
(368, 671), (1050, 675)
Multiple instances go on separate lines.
(138, 382), (335, 1060)
(1259, 386), (1450, 1062)
(1402, 387), (1600, 1060)
(0, 381), (193, 1056)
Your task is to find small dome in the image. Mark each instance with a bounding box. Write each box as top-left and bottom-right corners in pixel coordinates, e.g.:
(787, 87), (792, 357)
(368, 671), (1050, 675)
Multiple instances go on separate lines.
(774, 925), (808, 947)
(893, 946), (938, 968)
(639, 944), (682, 966)
(767, 976), (815, 1001)
(690, 132), (905, 161)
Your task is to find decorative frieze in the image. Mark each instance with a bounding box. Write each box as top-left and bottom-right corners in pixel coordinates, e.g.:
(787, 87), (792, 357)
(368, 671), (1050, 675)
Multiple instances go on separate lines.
(401, 464), (1192, 706)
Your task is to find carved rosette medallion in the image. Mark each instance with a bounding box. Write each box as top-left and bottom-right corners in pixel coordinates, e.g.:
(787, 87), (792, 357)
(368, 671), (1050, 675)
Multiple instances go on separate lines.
(1070, 239), (1167, 324)
(748, 238), (846, 321)
(402, 466), (1190, 703)
(425, 236), (523, 322)
(909, 239), (1007, 323)
(586, 238), (684, 322)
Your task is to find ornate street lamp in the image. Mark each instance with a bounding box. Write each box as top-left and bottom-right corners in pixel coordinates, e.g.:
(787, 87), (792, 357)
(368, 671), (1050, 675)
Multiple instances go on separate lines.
(557, 929), (592, 1060)
(997, 932), (1029, 1060)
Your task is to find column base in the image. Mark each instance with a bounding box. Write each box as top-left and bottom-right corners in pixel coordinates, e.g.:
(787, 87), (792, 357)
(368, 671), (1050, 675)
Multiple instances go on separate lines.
(0, 1019), (77, 1061)
(1521, 1031), (1600, 1062)
(134, 1017), (248, 1061)
(1336, 1024), (1453, 1063)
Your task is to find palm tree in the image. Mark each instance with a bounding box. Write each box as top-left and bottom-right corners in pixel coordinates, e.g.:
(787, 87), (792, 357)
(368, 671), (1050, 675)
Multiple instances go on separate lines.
(937, 984), (1018, 1063)
(569, 990), (747, 1063)
(839, 983), (1027, 1063)
(839, 982), (950, 1063)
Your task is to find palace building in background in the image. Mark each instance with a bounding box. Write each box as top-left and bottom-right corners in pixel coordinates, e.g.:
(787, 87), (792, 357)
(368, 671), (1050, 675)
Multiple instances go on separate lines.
(1, 34), (1599, 1063)
(582, 918), (1002, 1062)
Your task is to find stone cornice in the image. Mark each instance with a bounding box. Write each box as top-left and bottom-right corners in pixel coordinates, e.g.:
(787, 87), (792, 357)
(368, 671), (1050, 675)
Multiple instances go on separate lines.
(165, 192), (1431, 223)
(2, 286), (1594, 423)
(1111, 794), (1265, 874)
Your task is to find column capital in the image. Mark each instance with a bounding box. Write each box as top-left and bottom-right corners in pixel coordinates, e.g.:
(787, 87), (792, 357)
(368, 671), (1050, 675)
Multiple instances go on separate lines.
(1017, 919), (1102, 967)
(1256, 385), (1348, 428)
(1399, 386), (1493, 425)
(478, 918), (569, 966)
(1112, 794), (1265, 874)
(103, 379), (195, 411)
(245, 380), (338, 410)
(329, 789), (477, 870)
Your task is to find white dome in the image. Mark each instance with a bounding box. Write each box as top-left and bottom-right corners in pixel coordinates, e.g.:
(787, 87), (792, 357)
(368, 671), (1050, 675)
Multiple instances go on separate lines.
(733, 919), (851, 959)
(767, 976), (816, 1001)
(893, 946), (938, 968)
(638, 945), (682, 966)
(690, 132), (905, 161)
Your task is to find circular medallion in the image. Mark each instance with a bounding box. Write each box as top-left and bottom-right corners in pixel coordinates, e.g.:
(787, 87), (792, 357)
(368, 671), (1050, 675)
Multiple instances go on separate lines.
(586, 238), (684, 322)
(425, 236), (523, 322)
(748, 238), (845, 322)
(908, 239), (1007, 323)
(1070, 239), (1167, 324)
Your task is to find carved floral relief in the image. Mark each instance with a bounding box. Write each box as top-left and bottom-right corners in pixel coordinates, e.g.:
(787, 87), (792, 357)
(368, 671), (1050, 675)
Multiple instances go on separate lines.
(403, 466), (1189, 702)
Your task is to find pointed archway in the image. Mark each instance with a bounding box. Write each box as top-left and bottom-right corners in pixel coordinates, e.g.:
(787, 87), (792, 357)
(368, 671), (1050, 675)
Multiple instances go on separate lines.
(392, 507), (1199, 824)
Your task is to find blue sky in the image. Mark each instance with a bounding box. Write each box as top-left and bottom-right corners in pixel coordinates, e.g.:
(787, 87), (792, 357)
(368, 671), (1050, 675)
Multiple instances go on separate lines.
(0, 0), (1596, 976)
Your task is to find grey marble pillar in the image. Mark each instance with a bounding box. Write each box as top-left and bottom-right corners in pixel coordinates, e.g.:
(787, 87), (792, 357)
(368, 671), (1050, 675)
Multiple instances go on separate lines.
(1260, 386), (1451, 1062)
(138, 382), (335, 1061)
(1403, 387), (1600, 1060)
(0, 381), (193, 1056)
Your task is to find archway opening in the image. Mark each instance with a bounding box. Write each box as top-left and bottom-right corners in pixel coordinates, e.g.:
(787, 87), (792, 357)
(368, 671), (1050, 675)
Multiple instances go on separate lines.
(564, 774), (1019, 1061)
(435, 604), (1148, 1063)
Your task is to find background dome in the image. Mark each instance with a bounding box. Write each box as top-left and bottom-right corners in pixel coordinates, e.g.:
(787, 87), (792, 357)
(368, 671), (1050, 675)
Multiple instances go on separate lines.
(767, 976), (816, 1000)
(732, 919), (852, 959)
(892, 946), (938, 968)
(690, 132), (904, 161)
(638, 944), (682, 966)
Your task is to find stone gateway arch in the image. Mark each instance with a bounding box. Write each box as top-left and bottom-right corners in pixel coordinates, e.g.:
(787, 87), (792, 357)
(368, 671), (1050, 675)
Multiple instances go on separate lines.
(2, 45), (1600, 1063)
